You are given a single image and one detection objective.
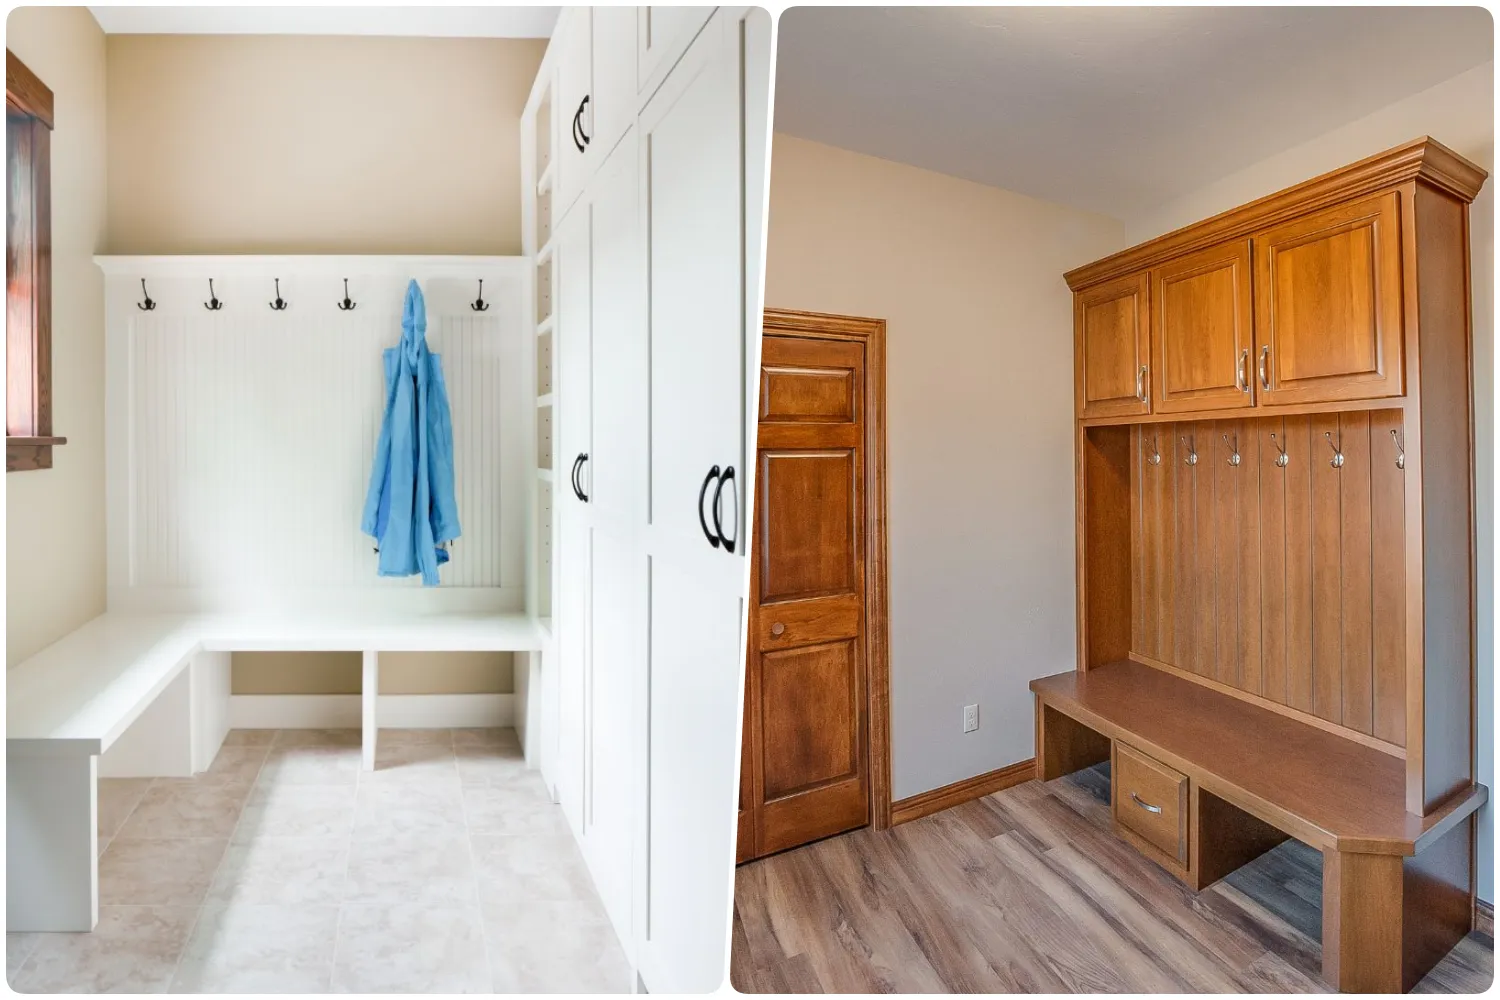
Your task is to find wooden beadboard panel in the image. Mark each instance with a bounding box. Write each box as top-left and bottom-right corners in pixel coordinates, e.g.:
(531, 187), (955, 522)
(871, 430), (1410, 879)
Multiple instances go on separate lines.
(101, 262), (530, 611)
(1126, 411), (1408, 749)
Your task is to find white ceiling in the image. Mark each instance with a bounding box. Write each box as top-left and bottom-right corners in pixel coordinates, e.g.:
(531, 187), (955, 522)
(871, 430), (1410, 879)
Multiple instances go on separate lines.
(774, 7), (1493, 221)
(87, 6), (558, 39)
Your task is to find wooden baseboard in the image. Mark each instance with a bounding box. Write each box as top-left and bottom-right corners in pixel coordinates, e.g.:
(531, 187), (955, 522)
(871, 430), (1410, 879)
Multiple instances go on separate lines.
(1477, 898), (1494, 938)
(891, 758), (1035, 825)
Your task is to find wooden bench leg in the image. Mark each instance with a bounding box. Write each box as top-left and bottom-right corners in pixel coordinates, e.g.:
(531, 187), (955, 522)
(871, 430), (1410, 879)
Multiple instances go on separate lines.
(362, 650), (379, 771)
(1323, 848), (1403, 992)
(7, 752), (98, 931)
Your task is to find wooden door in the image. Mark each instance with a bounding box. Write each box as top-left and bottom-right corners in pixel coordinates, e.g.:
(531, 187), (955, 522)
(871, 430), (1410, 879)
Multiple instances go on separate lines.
(742, 333), (870, 860)
(1152, 240), (1255, 413)
(1076, 271), (1150, 419)
(1253, 191), (1404, 405)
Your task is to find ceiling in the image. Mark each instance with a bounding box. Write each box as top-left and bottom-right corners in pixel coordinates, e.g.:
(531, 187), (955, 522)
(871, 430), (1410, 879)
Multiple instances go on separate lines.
(87, 6), (559, 38)
(774, 7), (1493, 221)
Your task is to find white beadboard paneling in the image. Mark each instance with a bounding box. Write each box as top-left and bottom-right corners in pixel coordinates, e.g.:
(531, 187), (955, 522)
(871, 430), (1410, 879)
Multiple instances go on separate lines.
(100, 259), (530, 613)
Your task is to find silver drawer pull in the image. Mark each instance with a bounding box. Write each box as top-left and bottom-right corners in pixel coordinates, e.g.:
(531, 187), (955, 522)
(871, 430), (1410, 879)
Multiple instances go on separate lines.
(1130, 792), (1162, 815)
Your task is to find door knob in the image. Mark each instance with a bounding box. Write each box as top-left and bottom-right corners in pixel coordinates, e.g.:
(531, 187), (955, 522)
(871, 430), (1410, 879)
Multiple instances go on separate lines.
(771, 622), (785, 636)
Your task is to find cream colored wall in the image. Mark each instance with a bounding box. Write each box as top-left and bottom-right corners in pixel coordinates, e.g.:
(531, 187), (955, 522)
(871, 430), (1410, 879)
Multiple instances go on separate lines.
(1121, 60), (1495, 904)
(104, 34), (545, 255)
(233, 651), (514, 695)
(764, 134), (1126, 800)
(5, 7), (109, 666)
(101, 31), (542, 694)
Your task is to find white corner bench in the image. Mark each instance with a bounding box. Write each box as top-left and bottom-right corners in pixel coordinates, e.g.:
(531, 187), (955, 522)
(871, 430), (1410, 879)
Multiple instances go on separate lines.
(6, 610), (543, 932)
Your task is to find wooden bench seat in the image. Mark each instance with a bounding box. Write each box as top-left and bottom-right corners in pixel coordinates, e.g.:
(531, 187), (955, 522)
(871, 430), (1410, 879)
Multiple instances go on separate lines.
(7, 610), (543, 933)
(1031, 659), (1486, 992)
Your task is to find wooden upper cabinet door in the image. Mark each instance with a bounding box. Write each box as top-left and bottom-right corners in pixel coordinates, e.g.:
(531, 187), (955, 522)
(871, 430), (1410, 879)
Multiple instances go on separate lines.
(1152, 240), (1255, 413)
(1076, 271), (1151, 418)
(1253, 192), (1404, 405)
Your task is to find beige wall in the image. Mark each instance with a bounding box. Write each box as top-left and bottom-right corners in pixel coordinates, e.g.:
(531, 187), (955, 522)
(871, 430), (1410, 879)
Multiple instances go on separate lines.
(5, 7), (109, 666)
(101, 31), (544, 694)
(1123, 60), (1495, 904)
(233, 651), (514, 695)
(104, 33), (545, 255)
(764, 134), (1126, 799)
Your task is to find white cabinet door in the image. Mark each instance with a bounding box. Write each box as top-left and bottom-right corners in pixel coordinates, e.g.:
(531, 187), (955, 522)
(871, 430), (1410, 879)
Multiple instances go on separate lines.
(554, 204), (593, 836)
(578, 128), (644, 953)
(638, 11), (752, 992)
(555, 7), (594, 225)
(589, 5), (637, 165)
(637, 6), (715, 101)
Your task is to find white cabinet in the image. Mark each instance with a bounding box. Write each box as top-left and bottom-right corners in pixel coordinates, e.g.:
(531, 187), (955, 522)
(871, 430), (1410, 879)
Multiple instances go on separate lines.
(578, 129), (644, 947)
(553, 206), (592, 834)
(637, 6), (715, 101)
(521, 6), (767, 993)
(638, 9), (764, 992)
(555, 8), (593, 223)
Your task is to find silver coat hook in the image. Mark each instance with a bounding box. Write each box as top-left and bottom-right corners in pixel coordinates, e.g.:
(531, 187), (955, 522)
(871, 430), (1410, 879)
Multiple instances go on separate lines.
(1222, 432), (1241, 467)
(1270, 431), (1289, 468)
(1325, 430), (1344, 469)
(1181, 435), (1198, 466)
(1147, 434), (1161, 466)
(1390, 428), (1405, 470)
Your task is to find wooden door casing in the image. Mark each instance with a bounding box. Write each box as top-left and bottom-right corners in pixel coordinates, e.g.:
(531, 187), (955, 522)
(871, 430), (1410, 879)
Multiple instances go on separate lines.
(740, 310), (889, 863)
(1253, 192), (1404, 406)
(1128, 411), (1407, 752)
(1076, 271), (1151, 419)
(1151, 240), (1255, 413)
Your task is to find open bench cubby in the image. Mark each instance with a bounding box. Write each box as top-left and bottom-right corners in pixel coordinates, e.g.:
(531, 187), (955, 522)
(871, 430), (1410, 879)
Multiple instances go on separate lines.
(1045, 139), (1490, 994)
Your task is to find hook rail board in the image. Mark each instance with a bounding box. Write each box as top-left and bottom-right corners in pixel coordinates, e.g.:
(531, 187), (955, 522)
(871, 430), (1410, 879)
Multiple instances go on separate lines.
(97, 256), (534, 615)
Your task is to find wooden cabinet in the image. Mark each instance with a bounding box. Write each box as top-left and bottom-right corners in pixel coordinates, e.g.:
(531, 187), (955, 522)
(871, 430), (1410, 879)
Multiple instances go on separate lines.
(1064, 139), (1488, 993)
(1254, 192), (1404, 405)
(1151, 240), (1254, 413)
(1075, 271), (1150, 418)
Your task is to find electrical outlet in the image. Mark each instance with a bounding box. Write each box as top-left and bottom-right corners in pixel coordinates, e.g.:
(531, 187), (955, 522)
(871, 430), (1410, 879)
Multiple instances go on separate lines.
(963, 703), (979, 733)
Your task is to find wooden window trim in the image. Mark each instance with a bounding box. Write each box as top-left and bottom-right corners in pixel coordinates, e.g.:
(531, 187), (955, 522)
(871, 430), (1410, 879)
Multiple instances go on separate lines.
(6, 49), (63, 472)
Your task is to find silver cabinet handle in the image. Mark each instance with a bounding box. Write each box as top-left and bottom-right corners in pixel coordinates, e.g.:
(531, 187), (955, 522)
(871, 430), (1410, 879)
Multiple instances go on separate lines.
(1238, 349), (1250, 393)
(1130, 792), (1162, 815)
(1259, 345), (1271, 392)
(1136, 365), (1148, 404)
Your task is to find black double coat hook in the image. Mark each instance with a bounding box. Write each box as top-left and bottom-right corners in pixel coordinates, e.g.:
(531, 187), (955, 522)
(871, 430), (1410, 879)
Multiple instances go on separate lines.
(337, 279), (357, 311)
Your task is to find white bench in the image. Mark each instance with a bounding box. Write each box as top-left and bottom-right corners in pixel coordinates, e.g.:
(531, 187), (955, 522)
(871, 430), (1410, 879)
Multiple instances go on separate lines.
(6, 610), (543, 932)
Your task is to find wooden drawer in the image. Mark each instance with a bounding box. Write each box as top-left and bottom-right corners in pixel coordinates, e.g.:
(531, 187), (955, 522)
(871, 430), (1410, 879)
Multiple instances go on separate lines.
(1113, 742), (1188, 864)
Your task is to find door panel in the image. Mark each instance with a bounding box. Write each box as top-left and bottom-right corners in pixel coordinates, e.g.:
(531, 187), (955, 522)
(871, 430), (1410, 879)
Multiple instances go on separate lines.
(554, 206), (592, 835)
(743, 333), (869, 860)
(1152, 240), (1254, 413)
(1253, 192), (1404, 404)
(1076, 271), (1151, 418)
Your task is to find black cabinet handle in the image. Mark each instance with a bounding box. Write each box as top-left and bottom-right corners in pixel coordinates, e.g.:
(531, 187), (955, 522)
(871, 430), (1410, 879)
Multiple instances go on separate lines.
(578, 95), (591, 146)
(698, 465), (722, 549)
(568, 454), (581, 499)
(571, 105), (586, 153)
(571, 453), (589, 502)
(712, 465), (738, 554)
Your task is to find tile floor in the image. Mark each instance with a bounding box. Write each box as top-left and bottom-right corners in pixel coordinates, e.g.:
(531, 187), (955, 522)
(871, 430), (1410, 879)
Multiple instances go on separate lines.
(6, 728), (633, 993)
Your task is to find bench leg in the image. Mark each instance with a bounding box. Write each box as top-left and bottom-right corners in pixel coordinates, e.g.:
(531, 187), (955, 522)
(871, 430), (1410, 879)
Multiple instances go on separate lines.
(7, 753), (98, 931)
(1322, 848), (1403, 992)
(362, 650), (379, 771)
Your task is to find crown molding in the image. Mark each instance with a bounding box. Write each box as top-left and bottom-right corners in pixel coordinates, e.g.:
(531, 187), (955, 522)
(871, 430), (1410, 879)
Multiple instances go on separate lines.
(1064, 137), (1488, 292)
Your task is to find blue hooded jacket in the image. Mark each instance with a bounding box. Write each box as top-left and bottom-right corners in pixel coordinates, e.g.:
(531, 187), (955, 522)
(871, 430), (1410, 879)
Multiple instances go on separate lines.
(361, 280), (460, 585)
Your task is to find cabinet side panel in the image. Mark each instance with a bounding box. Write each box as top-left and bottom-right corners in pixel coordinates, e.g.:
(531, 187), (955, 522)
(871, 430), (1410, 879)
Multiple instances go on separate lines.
(1412, 184), (1476, 810)
(1083, 425), (1133, 668)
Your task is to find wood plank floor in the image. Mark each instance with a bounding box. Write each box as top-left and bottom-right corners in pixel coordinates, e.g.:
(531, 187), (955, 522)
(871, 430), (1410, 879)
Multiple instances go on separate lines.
(731, 764), (1494, 993)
